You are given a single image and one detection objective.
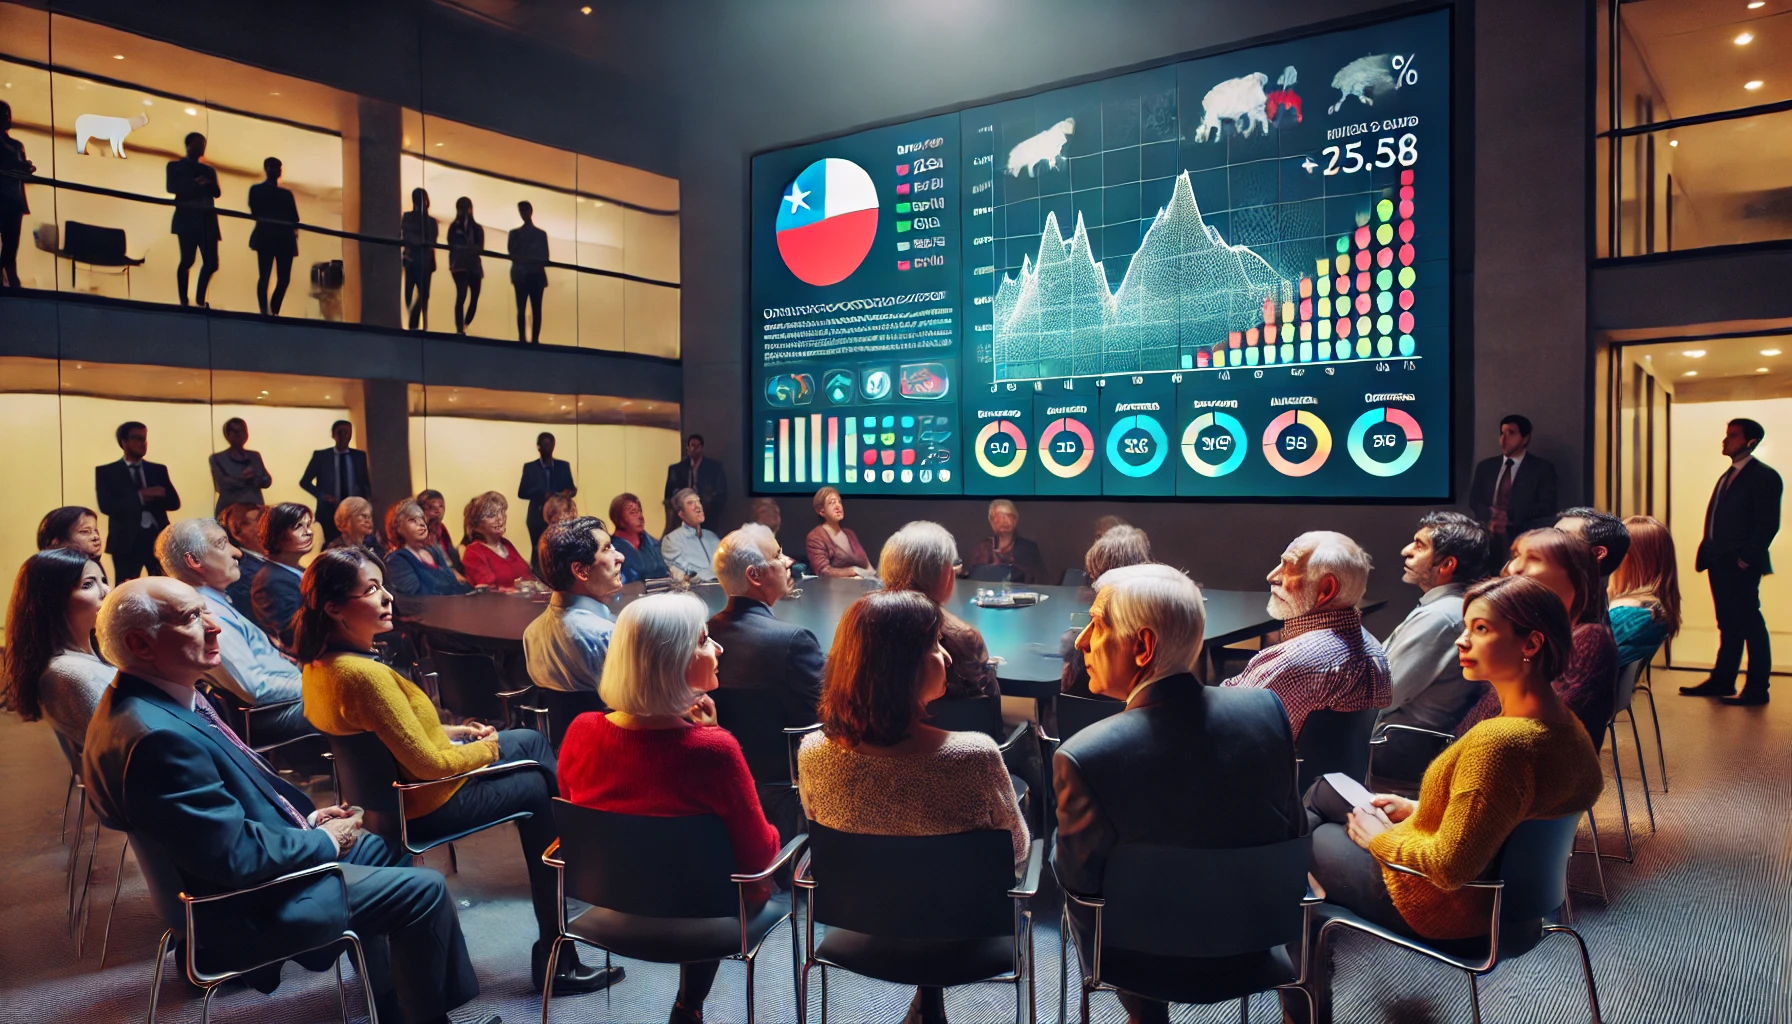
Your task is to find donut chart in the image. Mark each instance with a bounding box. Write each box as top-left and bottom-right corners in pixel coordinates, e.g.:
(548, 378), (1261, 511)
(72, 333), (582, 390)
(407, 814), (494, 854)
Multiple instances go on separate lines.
(1180, 412), (1248, 477)
(1261, 410), (1333, 477)
(1347, 407), (1424, 477)
(1037, 418), (1095, 478)
(973, 419), (1028, 477)
(1105, 414), (1169, 478)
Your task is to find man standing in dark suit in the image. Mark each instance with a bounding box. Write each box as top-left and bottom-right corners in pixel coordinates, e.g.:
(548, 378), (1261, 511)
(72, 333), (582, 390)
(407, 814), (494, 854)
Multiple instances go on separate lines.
(663, 433), (727, 532)
(83, 577), (494, 1024)
(1683, 418), (1783, 706)
(1055, 564), (1305, 1024)
(518, 431), (576, 559)
(165, 131), (221, 307)
(1467, 414), (1559, 554)
(299, 420), (371, 544)
(95, 420), (181, 581)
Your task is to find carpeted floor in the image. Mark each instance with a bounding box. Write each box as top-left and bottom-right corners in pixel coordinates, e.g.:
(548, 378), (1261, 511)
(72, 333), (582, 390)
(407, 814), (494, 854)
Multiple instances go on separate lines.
(1, 666), (1786, 1023)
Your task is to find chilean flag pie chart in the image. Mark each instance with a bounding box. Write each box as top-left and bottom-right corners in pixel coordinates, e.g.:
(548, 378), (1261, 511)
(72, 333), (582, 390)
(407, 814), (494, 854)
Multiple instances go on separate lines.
(777, 158), (879, 286)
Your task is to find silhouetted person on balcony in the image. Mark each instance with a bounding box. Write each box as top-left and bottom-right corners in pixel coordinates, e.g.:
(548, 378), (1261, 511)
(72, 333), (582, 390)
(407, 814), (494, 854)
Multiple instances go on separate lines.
(447, 196), (483, 335)
(166, 132), (220, 307)
(0, 100), (33, 289)
(401, 188), (437, 331)
(247, 157), (300, 316)
(509, 200), (549, 343)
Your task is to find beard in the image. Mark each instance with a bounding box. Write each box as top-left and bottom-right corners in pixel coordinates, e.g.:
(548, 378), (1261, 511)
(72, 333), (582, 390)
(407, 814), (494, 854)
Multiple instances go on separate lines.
(1268, 586), (1317, 621)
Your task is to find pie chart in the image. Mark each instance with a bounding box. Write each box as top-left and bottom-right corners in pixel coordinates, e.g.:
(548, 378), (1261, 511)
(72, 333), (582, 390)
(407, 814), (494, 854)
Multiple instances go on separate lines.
(776, 158), (879, 286)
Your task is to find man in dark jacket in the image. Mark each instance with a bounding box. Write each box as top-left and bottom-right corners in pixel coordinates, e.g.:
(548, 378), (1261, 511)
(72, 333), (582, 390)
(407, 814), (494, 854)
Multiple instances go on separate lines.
(166, 131), (220, 306)
(663, 433), (727, 532)
(95, 420), (181, 581)
(1683, 418), (1783, 705)
(1467, 414), (1558, 554)
(299, 420), (371, 543)
(518, 431), (577, 560)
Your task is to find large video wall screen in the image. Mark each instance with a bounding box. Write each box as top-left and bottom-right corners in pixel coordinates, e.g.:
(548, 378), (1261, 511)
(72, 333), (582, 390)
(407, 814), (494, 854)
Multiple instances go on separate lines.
(750, 10), (1450, 500)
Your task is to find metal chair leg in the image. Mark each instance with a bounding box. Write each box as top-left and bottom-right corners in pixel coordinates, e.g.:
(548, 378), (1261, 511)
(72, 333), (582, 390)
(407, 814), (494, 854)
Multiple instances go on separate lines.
(819, 964), (828, 1024)
(334, 957), (348, 1022)
(1544, 924), (1604, 1023)
(1582, 811), (1608, 900)
(745, 950), (757, 1024)
(539, 935), (563, 1024)
(1467, 972), (1481, 1024)
(797, 957), (812, 1024)
(345, 933), (380, 1024)
(1058, 902), (1071, 1024)
(61, 773), (77, 844)
(146, 928), (173, 1024)
(1627, 711), (1656, 832)
(1603, 727), (1636, 863)
(1640, 680), (1667, 792)
(1240, 993), (1250, 1022)
(76, 826), (109, 958)
(1079, 979), (1091, 1024)
(99, 836), (131, 967)
(448, 842), (459, 874)
(67, 799), (90, 926)
(200, 983), (218, 1024)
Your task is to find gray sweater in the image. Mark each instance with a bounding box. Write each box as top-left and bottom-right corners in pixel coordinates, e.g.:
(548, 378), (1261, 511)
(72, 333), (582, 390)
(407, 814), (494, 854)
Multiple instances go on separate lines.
(40, 650), (116, 761)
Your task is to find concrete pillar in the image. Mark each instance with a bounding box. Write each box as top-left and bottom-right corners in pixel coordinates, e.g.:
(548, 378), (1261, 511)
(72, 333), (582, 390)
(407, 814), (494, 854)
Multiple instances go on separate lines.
(359, 379), (414, 514)
(340, 97), (404, 329)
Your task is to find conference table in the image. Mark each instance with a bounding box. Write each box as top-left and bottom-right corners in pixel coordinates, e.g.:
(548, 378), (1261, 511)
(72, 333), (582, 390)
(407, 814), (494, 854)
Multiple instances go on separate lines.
(396, 576), (1387, 701)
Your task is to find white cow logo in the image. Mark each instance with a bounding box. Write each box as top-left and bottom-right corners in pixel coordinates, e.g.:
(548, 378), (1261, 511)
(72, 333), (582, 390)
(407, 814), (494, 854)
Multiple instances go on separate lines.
(75, 112), (149, 158)
(1006, 118), (1075, 178)
(1328, 55), (1397, 114)
(1194, 72), (1269, 142)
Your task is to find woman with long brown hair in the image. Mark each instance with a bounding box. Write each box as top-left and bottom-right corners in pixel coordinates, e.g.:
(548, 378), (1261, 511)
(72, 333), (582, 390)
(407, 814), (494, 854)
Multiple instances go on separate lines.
(1608, 515), (1682, 666)
(1, 548), (111, 761)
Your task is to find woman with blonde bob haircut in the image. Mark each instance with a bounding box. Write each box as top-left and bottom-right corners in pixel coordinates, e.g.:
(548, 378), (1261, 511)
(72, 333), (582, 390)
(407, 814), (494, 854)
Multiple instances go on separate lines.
(558, 592), (780, 1024)
(1607, 515), (1682, 666)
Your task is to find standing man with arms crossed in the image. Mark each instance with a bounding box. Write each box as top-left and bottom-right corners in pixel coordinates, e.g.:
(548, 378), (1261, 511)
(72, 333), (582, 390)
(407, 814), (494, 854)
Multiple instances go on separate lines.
(1682, 418), (1783, 706)
(166, 131), (221, 307)
(518, 431), (576, 566)
(300, 420), (371, 544)
(1468, 414), (1558, 556)
(95, 421), (181, 581)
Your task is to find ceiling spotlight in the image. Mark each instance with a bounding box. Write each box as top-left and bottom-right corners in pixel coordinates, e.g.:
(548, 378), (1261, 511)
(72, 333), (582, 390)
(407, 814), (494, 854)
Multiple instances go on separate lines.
(435, 141), (444, 147)
(1684, 370), (1699, 377)
(1736, 31), (1755, 44)
(1758, 367), (1770, 373)
(1745, 80), (1765, 90)
(183, 106), (198, 116)
(1748, 1), (1765, 8)
(580, 5), (592, 12)
(1762, 348), (1782, 356)
(1683, 349), (1707, 357)
(112, 53), (124, 60)
(1669, 139), (1679, 147)
(142, 98), (153, 106)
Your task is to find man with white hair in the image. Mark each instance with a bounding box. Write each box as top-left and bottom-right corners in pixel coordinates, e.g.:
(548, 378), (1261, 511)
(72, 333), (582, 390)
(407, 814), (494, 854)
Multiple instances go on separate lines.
(157, 517), (312, 747)
(1055, 564), (1304, 1024)
(1223, 530), (1391, 739)
(82, 578), (493, 1024)
(708, 523), (824, 726)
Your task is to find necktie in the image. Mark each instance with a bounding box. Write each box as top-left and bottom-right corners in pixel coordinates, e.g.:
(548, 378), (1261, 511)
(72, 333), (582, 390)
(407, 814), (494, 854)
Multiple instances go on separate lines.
(337, 451), (351, 498)
(1708, 467), (1738, 539)
(129, 463), (154, 528)
(192, 698), (312, 829)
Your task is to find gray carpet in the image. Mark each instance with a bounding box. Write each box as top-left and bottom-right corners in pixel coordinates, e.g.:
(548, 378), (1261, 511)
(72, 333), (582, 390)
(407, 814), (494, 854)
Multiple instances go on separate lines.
(2, 666), (1786, 1023)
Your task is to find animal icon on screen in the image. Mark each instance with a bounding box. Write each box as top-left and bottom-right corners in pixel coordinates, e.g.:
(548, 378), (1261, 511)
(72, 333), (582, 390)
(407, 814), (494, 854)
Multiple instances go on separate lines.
(1006, 118), (1075, 178)
(1328, 55), (1397, 114)
(74, 112), (149, 158)
(1194, 73), (1269, 142)
(1265, 66), (1303, 124)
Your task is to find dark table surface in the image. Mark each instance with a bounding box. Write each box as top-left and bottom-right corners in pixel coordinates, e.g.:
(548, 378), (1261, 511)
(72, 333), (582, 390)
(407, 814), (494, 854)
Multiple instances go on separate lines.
(396, 576), (1384, 700)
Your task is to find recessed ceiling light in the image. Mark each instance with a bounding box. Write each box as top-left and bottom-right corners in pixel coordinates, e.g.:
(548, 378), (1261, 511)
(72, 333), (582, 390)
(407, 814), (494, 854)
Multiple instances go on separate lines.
(580, 5), (592, 12)
(1748, 1), (1765, 8)
(112, 53), (124, 60)
(435, 142), (444, 147)
(1669, 139), (1679, 147)
(184, 106), (198, 116)
(1745, 80), (1765, 90)
(1684, 370), (1699, 377)
(1683, 349), (1707, 357)
(1736, 31), (1755, 44)
(269, 90), (281, 96)
(1758, 367), (1770, 373)
(1762, 348), (1782, 356)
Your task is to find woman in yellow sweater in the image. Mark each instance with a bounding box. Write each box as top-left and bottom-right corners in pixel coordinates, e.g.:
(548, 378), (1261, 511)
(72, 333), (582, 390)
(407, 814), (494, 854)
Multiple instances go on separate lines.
(297, 546), (621, 997)
(1290, 574), (1603, 1023)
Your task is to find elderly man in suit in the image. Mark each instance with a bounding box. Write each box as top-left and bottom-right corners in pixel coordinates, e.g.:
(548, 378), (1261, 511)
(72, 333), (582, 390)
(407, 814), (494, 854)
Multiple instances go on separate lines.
(299, 420), (371, 543)
(1467, 414), (1559, 554)
(1682, 417), (1784, 706)
(82, 577), (492, 1024)
(1055, 563), (1306, 1024)
(95, 420), (182, 582)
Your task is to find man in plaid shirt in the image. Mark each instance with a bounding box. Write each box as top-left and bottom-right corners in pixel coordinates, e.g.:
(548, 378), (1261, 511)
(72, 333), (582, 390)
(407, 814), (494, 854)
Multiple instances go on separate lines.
(1224, 530), (1391, 739)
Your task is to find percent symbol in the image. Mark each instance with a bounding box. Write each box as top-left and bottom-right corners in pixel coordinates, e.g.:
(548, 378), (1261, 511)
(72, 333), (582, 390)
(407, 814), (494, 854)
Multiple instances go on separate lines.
(1392, 54), (1419, 87)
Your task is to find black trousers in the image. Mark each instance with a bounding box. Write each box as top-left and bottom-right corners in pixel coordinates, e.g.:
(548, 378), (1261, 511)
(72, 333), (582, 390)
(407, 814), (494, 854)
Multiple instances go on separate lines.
(407, 729), (560, 942)
(176, 229), (219, 305)
(1709, 562), (1771, 694)
(404, 265), (432, 330)
(0, 208), (21, 287)
(452, 271), (481, 333)
(514, 275), (545, 342)
(111, 531), (164, 581)
(256, 250), (294, 315)
(338, 833), (481, 1024)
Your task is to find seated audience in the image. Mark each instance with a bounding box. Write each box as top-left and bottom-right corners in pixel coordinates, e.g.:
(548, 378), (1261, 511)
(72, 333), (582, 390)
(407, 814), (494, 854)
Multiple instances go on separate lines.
(1607, 515), (1682, 666)
(37, 505), (104, 558)
(525, 516), (625, 693)
(798, 588), (1028, 1024)
(327, 496), (384, 557)
(660, 487), (721, 583)
(1092, 514), (1129, 541)
(749, 496), (783, 535)
(2, 548), (112, 761)
(297, 547), (618, 995)
(158, 518), (312, 746)
(559, 592), (778, 1024)
(1377, 512), (1492, 735)
(1555, 506), (1632, 580)
(1223, 531), (1391, 739)
(417, 489), (464, 574)
(608, 491), (670, 583)
(384, 499), (470, 597)
(881, 520), (1001, 702)
(83, 577), (492, 1024)
(1458, 528), (1617, 746)
(460, 491), (535, 589)
(1057, 564), (1302, 1024)
(964, 499), (1047, 584)
(219, 502), (267, 620)
(1060, 525), (1152, 698)
(1292, 575), (1602, 1023)
(805, 486), (875, 579)
(252, 502), (315, 649)
(542, 492), (579, 529)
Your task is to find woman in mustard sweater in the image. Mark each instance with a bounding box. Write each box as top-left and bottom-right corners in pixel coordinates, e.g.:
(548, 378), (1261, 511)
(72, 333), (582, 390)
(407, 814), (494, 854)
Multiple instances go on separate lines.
(1289, 574), (1603, 1023)
(297, 546), (620, 997)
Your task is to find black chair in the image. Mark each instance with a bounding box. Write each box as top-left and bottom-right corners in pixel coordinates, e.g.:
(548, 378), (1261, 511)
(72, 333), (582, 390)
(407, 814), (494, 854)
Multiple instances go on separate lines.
(326, 730), (542, 871)
(1294, 706), (1380, 795)
(128, 831), (378, 1024)
(1367, 723), (1456, 795)
(1316, 814), (1601, 1024)
(428, 649), (534, 727)
(532, 687), (606, 747)
(1051, 693), (1124, 745)
(711, 687), (816, 788)
(968, 564), (1015, 583)
(1601, 659), (1655, 862)
(1060, 568), (1091, 588)
(198, 683), (324, 761)
(35, 220), (144, 291)
(1058, 835), (1319, 1024)
(926, 696), (1035, 813)
(796, 823), (1043, 1024)
(540, 800), (808, 1023)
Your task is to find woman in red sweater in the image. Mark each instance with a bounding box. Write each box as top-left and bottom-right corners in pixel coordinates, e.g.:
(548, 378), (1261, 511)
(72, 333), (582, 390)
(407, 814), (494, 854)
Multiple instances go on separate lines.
(460, 490), (536, 588)
(559, 592), (779, 1024)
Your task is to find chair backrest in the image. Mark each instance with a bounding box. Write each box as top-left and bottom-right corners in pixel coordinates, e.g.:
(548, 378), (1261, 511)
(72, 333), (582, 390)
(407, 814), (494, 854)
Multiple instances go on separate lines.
(806, 822), (1014, 940)
(1061, 568), (1091, 588)
(63, 221), (129, 263)
(551, 800), (741, 918)
(325, 732), (405, 848)
(1295, 706), (1380, 794)
(925, 695), (1003, 739)
(1056, 693), (1124, 743)
(537, 687), (606, 747)
(968, 564), (1014, 583)
(431, 649), (506, 721)
(1490, 814), (1580, 921)
(710, 687), (799, 785)
(125, 831), (189, 931)
(1098, 835), (1312, 958)
(1612, 660), (1646, 719)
